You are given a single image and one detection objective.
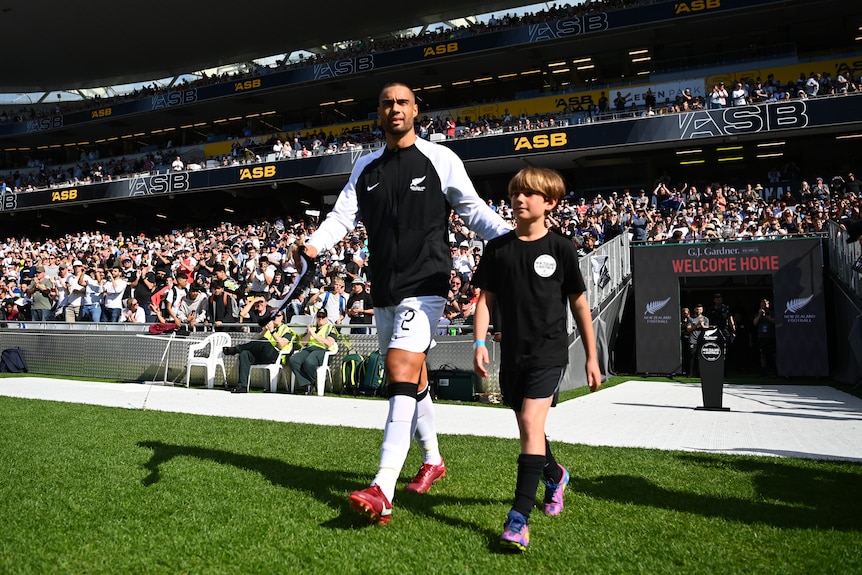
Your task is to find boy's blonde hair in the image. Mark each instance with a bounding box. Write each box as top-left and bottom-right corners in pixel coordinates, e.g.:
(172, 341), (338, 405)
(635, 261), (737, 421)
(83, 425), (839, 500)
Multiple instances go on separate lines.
(507, 167), (567, 203)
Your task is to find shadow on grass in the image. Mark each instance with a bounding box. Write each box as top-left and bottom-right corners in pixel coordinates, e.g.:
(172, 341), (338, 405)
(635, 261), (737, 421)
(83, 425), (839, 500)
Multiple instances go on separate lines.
(570, 454), (862, 531)
(137, 440), (505, 538)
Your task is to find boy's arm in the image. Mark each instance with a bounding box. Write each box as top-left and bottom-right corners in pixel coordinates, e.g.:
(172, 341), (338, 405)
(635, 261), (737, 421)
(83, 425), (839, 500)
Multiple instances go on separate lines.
(167, 299), (181, 325)
(569, 291), (602, 392)
(472, 290), (494, 378)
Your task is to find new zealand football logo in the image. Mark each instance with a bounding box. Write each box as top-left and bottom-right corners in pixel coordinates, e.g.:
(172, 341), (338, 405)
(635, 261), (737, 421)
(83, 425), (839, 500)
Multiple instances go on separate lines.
(784, 295), (814, 314)
(783, 294), (816, 324)
(644, 297), (671, 315)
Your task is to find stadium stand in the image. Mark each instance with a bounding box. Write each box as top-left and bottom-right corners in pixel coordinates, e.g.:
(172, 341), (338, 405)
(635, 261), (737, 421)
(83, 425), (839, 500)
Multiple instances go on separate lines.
(0, 0), (860, 383)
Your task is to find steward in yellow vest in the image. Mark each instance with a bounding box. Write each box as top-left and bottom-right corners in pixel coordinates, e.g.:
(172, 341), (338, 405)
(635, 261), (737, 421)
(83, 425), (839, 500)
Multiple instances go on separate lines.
(222, 309), (297, 393)
(289, 309), (338, 393)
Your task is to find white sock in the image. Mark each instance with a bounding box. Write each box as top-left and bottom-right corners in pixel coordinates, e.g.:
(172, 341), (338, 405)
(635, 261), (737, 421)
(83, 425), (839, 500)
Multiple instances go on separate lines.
(373, 394), (416, 502)
(413, 391), (442, 466)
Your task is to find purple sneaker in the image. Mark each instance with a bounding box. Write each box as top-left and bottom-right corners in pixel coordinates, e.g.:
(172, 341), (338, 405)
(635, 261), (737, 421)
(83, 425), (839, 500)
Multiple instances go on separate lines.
(543, 464), (569, 516)
(499, 509), (529, 552)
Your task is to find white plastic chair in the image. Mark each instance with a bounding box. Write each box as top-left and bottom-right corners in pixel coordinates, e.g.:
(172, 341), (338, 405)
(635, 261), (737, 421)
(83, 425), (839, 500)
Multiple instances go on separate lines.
(184, 332), (231, 388)
(248, 342), (294, 393)
(290, 343), (338, 396)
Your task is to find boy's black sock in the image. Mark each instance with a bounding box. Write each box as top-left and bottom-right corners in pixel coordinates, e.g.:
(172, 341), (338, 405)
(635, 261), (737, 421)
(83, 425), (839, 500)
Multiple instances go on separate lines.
(512, 453), (546, 518)
(543, 437), (563, 484)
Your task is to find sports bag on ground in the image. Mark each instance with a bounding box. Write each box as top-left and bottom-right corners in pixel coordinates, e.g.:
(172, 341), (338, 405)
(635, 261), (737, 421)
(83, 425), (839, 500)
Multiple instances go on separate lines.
(0, 347), (28, 373)
(428, 364), (477, 401)
(359, 349), (386, 396)
(340, 350), (365, 395)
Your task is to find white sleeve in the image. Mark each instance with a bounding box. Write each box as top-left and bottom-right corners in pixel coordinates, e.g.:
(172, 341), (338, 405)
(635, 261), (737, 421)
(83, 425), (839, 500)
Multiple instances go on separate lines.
(307, 154), (376, 254)
(430, 143), (511, 241)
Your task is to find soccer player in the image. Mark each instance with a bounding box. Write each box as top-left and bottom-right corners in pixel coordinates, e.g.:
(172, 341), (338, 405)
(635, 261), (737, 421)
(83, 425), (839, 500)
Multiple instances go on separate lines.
(298, 82), (510, 524)
(472, 167), (601, 552)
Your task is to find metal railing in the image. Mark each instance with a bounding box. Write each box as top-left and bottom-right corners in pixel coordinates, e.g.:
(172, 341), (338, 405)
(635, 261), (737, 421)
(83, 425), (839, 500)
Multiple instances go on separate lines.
(827, 220), (862, 301)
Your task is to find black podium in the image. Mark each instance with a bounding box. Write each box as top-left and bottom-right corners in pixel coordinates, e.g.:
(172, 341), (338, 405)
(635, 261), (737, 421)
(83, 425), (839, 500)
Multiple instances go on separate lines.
(695, 327), (730, 411)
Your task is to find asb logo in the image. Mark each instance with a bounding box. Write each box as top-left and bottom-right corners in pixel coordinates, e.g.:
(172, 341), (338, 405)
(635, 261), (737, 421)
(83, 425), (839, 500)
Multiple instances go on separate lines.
(128, 173), (190, 195)
(234, 79), (261, 92)
(26, 116), (63, 133)
(91, 108), (112, 119)
(674, 0), (720, 14)
(151, 89), (198, 110)
(527, 14), (608, 42)
(555, 95), (594, 110)
(0, 193), (18, 212)
(677, 102), (808, 139)
(313, 56), (375, 80)
(423, 42), (459, 57)
(513, 132), (568, 151)
(836, 60), (862, 78)
(239, 165), (277, 181)
(51, 189), (78, 202)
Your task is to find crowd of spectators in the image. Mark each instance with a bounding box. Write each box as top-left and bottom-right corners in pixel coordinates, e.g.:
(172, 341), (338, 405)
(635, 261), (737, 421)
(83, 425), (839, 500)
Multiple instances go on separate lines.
(1, 166), (858, 330)
(589, 68), (861, 121)
(1, 0), (858, 197)
(4, 148), (188, 193)
(6, 70), (859, 195)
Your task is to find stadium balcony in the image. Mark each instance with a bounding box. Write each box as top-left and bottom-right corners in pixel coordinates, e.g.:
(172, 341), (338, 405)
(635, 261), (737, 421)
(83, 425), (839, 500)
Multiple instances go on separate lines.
(0, 0), (858, 236)
(0, 0), (678, 126)
(2, 0), (854, 158)
(2, 87), (859, 198)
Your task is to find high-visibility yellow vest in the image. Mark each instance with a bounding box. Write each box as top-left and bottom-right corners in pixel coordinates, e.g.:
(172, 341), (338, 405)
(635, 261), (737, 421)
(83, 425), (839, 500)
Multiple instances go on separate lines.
(264, 324), (295, 350)
(308, 323), (336, 352)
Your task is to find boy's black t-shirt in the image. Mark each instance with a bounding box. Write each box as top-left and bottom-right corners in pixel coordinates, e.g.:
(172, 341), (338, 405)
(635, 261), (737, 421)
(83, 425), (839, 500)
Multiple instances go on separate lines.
(472, 230), (586, 370)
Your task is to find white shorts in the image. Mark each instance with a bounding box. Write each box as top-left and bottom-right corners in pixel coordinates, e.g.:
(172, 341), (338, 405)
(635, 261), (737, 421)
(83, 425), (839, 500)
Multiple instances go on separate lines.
(375, 295), (447, 355)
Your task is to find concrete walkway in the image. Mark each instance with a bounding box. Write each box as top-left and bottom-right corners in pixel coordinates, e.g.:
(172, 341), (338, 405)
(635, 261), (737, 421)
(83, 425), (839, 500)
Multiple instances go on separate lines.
(2, 377), (862, 462)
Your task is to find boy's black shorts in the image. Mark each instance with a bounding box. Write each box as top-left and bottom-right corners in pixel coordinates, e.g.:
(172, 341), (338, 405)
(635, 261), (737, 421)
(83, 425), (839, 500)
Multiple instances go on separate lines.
(499, 365), (564, 412)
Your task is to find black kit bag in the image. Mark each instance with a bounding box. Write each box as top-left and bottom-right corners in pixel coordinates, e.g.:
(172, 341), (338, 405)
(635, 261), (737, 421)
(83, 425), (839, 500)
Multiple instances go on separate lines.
(0, 347), (28, 373)
(428, 364), (477, 401)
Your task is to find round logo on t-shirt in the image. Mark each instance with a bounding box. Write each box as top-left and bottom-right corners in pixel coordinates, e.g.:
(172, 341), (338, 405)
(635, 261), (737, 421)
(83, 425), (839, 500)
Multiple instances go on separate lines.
(533, 254), (557, 278)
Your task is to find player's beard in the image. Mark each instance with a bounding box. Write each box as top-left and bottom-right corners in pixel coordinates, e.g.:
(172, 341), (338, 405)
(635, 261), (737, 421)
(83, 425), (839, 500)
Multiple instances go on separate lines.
(382, 116), (412, 137)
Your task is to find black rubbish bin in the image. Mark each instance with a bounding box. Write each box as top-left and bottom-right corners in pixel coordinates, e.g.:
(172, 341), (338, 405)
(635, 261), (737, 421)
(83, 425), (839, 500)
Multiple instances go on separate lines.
(695, 327), (729, 411)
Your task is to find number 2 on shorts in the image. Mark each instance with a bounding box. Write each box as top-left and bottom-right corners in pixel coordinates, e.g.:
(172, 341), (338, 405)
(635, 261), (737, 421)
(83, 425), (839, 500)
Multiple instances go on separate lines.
(400, 309), (415, 331)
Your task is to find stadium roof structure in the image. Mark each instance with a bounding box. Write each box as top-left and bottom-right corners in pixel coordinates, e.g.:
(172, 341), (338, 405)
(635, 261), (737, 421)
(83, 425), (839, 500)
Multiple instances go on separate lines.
(2, 1), (532, 92)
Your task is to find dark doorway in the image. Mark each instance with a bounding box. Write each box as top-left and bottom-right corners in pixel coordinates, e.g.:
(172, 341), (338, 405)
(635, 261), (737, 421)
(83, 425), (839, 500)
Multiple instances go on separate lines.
(679, 275), (774, 377)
